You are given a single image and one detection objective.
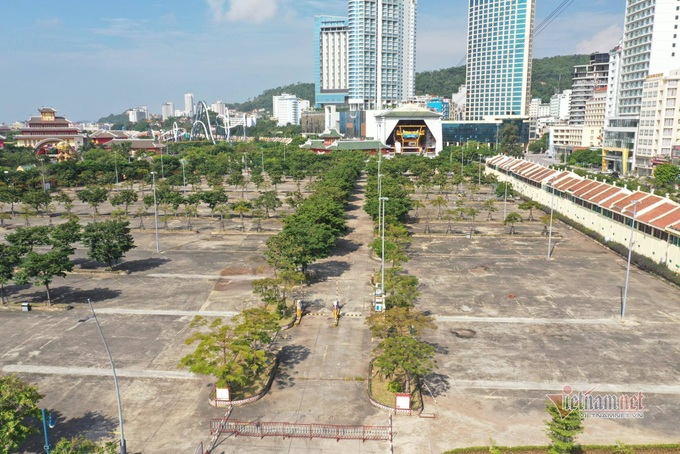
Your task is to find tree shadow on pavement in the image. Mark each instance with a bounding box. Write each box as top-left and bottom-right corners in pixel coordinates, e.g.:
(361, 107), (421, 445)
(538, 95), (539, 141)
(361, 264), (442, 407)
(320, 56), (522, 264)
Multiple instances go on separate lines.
(116, 257), (170, 273)
(21, 410), (118, 452)
(423, 372), (451, 398)
(306, 261), (351, 283)
(333, 238), (362, 257)
(275, 345), (311, 389)
(52, 287), (122, 305)
(427, 341), (449, 355)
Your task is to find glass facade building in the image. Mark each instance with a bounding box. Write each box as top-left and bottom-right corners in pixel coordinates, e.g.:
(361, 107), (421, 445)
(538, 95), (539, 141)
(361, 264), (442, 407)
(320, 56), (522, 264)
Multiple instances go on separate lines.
(465, 0), (535, 121)
(314, 16), (349, 108)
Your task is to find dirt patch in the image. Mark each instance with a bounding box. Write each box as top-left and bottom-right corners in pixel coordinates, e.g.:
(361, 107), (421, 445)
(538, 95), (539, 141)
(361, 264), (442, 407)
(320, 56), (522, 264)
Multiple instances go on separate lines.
(220, 267), (255, 276)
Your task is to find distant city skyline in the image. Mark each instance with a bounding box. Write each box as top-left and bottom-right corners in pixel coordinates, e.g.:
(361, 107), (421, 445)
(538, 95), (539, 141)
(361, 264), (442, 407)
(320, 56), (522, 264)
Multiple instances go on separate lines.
(0, 0), (624, 123)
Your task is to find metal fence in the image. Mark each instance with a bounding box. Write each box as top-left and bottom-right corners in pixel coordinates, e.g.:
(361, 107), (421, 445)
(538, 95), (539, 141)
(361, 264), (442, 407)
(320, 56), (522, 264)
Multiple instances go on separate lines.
(210, 420), (391, 442)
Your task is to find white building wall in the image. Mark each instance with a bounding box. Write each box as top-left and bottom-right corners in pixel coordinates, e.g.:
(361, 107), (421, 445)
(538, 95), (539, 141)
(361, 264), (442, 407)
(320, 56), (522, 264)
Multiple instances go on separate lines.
(487, 164), (680, 269)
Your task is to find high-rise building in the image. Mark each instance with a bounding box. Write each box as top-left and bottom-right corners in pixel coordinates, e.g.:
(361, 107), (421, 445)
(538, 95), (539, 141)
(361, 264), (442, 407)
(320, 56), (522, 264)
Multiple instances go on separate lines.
(465, 0), (536, 121)
(618, 1), (680, 117)
(550, 90), (572, 121)
(184, 93), (195, 117)
(635, 70), (680, 175)
(569, 52), (609, 125)
(348, 0), (417, 110)
(273, 93), (309, 126)
(603, 0), (680, 176)
(314, 16), (349, 108)
(161, 102), (174, 121)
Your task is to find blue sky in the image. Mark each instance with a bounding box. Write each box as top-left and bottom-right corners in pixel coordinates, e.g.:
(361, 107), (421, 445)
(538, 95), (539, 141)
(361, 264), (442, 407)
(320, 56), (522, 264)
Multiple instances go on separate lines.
(0, 0), (625, 123)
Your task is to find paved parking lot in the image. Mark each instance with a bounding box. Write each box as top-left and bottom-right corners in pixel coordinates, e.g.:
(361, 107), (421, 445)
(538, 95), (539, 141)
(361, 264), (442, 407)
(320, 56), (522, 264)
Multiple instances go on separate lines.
(3, 178), (680, 453)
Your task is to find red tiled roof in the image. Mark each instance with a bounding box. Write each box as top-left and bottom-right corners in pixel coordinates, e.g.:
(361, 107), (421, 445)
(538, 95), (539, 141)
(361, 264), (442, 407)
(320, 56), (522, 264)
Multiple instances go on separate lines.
(566, 179), (594, 193)
(606, 191), (649, 212)
(651, 208), (680, 230)
(572, 181), (602, 198)
(587, 186), (626, 204)
(637, 203), (680, 225)
(575, 181), (608, 199)
(529, 168), (557, 182)
(553, 177), (581, 191)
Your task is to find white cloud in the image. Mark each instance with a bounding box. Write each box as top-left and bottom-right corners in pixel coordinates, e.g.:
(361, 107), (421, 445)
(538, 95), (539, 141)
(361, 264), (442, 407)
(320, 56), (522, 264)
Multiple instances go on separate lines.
(207, 0), (279, 24)
(576, 24), (623, 54)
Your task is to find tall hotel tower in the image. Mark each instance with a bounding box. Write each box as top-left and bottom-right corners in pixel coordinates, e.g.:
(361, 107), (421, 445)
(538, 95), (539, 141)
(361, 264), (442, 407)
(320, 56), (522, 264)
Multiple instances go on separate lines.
(465, 0), (536, 121)
(314, 16), (350, 108)
(347, 0), (417, 111)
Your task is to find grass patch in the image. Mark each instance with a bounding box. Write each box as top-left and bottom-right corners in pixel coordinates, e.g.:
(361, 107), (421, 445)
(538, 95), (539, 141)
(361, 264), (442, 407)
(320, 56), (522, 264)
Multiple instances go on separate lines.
(443, 444), (680, 454)
(369, 366), (422, 410)
(229, 353), (276, 400)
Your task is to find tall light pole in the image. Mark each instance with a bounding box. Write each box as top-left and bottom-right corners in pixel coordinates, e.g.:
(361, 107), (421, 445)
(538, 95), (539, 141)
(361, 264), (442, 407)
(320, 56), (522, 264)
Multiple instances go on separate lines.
(114, 147), (119, 190)
(261, 150), (265, 174)
(379, 196), (389, 305)
(151, 171), (160, 253)
(40, 157), (47, 193)
(179, 159), (187, 196)
(621, 200), (641, 319)
(503, 167), (509, 220)
(478, 153), (483, 187)
(547, 177), (557, 259)
(86, 299), (127, 454)
(160, 147), (165, 179)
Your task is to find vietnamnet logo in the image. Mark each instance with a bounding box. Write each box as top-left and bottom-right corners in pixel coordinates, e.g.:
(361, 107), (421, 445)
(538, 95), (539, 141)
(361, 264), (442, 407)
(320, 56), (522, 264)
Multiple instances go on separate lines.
(547, 385), (645, 419)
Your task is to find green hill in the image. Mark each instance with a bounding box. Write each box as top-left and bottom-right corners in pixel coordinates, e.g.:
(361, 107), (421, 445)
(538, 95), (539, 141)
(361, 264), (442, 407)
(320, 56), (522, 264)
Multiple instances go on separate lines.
(227, 83), (315, 113)
(415, 54), (590, 103)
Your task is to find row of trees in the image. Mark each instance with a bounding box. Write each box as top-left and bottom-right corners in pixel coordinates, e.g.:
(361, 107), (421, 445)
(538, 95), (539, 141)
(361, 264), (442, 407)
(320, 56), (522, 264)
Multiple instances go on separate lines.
(364, 156), (437, 394)
(0, 220), (135, 305)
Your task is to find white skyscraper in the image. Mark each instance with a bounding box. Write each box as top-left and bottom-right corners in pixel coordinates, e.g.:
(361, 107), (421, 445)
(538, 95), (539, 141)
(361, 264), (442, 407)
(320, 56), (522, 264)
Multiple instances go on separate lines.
(273, 94), (308, 126)
(465, 0), (536, 121)
(603, 0), (680, 175)
(161, 102), (174, 121)
(184, 93), (195, 117)
(348, 0), (418, 110)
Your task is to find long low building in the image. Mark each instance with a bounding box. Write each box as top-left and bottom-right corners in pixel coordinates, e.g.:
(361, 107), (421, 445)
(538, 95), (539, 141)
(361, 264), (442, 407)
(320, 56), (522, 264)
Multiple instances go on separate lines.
(486, 155), (680, 274)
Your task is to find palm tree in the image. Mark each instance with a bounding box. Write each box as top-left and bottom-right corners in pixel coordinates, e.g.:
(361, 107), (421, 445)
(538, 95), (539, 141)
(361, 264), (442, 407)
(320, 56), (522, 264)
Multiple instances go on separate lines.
(467, 207), (479, 235)
(430, 196), (447, 220)
(212, 203), (230, 231)
(231, 200), (252, 231)
(483, 199), (497, 220)
(518, 200), (541, 221)
(504, 212), (523, 235)
(443, 209), (460, 235)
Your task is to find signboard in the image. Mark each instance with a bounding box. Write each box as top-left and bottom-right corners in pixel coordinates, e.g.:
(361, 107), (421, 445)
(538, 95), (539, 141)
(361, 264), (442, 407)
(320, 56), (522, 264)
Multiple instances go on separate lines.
(395, 393), (411, 410)
(215, 387), (231, 402)
(375, 303), (383, 312)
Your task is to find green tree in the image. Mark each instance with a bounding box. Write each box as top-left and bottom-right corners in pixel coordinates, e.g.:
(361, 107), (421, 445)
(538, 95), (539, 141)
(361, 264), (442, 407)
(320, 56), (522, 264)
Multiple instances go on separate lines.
(495, 181), (514, 198)
(52, 435), (117, 454)
(518, 200), (541, 221)
(504, 212), (523, 234)
(366, 307), (436, 339)
(483, 199), (497, 220)
(6, 225), (52, 255)
(21, 190), (51, 214)
(231, 199), (252, 231)
(200, 189), (228, 210)
(179, 308), (280, 388)
(654, 163), (680, 187)
(373, 335), (436, 394)
(0, 245), (20, 304)
(429, 195), (447, 220)
(50, 219), (82, 254)
(14, 249), (74, 305)
(253, 191), (282, 218)
(81, 220), (136, 268)
(545, 400), (584, 454)
(110, 189), (138, 214)
(77, 187), (109, 219)
(499, 123), (524, 158)
(0, 374), (44, 454)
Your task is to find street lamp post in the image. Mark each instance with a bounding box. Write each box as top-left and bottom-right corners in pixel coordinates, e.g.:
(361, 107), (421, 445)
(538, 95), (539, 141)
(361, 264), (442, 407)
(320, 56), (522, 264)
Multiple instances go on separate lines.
(621, 200), (641, 319)
(503, 167), (509, 220)
(40, 158), (47, 193)
(379, 196), (389, 305)
(86, 299), (127, 454)
(114, 147), (119, 190)
(41, 408), (55, 454)
(478, 153), (483, 187)
(261, 150), (265, 174)
(547, 177), (557, 259)
(179, 159), (187, 196)
(150, 172), (160, 253)
(160, 147), (165, 179)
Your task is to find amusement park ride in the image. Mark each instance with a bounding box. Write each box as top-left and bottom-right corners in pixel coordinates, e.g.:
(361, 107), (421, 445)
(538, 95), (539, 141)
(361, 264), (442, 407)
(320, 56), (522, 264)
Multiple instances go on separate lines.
(159, 101), (250, 144)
